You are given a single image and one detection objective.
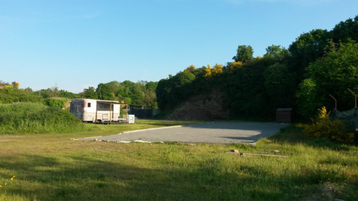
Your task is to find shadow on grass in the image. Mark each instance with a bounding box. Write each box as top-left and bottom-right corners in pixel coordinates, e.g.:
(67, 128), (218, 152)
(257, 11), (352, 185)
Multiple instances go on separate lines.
(269, 125), (353, 151)
(0, 154), (357, 201)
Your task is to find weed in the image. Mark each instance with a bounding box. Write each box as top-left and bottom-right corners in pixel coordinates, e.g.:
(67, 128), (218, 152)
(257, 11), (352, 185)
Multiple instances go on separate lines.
(0, 175), (15, 189)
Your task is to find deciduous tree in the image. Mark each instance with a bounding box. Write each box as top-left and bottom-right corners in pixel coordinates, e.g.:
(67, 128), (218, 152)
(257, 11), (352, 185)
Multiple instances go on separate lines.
(296, 41), (358, 117)
(232, 45), (254, 63)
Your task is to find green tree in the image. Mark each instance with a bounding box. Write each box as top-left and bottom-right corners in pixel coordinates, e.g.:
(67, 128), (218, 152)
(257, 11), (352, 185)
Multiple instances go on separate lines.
(296, 41), (358, 117)
(264, 45), (289, 62)
(143, 89), (157, 109)
(156, 78), (171, 110)
(156, 71), (196, 110)
(24, 87), (33, 92)
(37, 88), (52, 99)
(296, 79), (321, 118)
(145, 81), (158, 92)
(60, 90), (80, 99)
(123, 97), (131, 104)
(225, 58), (269, 118)
(332, 17), (358, 44)
(232, 45), (254, 63)
(106, 81), (122, 95)
(96, 83), (112, 100)
(49, 87), (60, 97)
(84, 86), (98, 99)
(288, 29), (330, 83)
(131, 83), (145, 105)
(263, 63), (295, 109)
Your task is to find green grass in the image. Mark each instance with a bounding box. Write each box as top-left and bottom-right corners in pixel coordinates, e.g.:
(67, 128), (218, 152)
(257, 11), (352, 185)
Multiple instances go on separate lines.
(0, 121), (357, 201)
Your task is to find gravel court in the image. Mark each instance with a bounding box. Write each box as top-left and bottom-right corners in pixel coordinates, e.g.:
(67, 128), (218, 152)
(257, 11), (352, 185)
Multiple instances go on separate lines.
(75, 122), (288, 144)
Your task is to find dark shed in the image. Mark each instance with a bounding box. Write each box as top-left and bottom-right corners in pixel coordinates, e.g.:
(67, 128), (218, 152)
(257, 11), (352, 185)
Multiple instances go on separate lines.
(276, 108), (293, 123)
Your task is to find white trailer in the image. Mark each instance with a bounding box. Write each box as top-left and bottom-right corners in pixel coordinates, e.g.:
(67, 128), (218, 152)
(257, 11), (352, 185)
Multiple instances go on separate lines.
(70, 98), (124, 123)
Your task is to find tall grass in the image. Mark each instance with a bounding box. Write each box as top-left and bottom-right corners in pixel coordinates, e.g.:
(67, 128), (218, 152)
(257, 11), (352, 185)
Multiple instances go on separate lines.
(0, 102), (87, 134)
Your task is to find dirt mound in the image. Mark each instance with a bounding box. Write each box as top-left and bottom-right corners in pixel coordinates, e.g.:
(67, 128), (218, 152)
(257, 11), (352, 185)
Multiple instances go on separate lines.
(165, 90), (229, 121)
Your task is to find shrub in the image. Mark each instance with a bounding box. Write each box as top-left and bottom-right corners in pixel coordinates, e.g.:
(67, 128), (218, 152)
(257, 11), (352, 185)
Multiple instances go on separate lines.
(297, 107), (354, 144)
(0, 102), (87, 134)
(44, 98), (67, 109)
(0, 88), (43, 104)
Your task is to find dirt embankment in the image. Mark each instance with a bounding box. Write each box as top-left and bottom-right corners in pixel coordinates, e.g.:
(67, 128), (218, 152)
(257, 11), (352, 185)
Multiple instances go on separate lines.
(165, 90), (229, 121)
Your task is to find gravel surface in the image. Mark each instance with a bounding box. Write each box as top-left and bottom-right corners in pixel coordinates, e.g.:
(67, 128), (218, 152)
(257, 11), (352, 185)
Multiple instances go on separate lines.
(74, 122), (288, 144)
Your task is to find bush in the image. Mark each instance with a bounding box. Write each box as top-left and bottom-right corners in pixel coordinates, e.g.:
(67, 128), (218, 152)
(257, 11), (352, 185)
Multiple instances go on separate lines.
(297, 107), (354, 144)
(0, 102), (87, 134)
(0, 88), (43, 104)
(44, 98), (67, 109)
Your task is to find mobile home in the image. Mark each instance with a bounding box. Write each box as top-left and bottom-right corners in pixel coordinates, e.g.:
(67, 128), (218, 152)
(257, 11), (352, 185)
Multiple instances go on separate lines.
(70, 98), (122, 123)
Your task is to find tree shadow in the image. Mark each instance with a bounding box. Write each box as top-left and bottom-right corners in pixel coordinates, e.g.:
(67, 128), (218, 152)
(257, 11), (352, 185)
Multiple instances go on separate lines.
(268, 125), (352, 151)
(0, 154), (356, 201)
(182, 121), (287, 130)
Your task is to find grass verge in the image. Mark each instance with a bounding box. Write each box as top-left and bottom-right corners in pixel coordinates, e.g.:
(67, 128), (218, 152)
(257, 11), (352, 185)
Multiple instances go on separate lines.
(0, 121), (357, 201)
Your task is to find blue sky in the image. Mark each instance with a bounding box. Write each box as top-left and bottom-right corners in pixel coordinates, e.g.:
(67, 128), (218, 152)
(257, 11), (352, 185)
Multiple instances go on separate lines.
(0, 0), (357, 93)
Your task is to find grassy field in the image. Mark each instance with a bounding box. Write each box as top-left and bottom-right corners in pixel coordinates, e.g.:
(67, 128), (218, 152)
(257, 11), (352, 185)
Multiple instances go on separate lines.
(0, 121), (357, 201)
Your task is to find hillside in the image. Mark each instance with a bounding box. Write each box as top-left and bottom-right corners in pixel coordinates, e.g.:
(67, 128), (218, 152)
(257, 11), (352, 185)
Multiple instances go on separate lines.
(165, 90), (229, 121)
(157, 16), (358, 120)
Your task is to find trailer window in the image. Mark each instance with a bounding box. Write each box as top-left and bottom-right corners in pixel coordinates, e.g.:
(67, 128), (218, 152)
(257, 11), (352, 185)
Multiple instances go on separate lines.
(88, 103), (91, 108)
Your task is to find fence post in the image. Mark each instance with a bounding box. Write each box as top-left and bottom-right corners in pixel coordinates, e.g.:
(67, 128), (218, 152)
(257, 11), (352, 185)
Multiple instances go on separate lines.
(355, 128), (358, 147)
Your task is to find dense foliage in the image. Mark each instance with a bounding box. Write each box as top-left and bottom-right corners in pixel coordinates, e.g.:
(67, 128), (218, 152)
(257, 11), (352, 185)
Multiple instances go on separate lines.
(156, 16), (358, 120)
(298, 107), (354, 144)
(0, 87), (44, 104)
(0, 102), (87, 134)
(44, 97), (68, 109)
(83, 80), (158, 109)
(37, 87), (81, 99)
(0, 80), (158, 109)
(296, 41), (358, 117)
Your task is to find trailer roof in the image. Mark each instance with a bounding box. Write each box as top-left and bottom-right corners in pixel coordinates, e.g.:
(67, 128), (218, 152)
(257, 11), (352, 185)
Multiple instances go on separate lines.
(96, 100), (120, 104)
(72, 98), (120, 104)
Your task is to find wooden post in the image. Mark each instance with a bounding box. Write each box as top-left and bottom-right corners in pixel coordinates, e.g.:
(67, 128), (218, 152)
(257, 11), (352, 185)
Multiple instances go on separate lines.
(110, 103), (112, 123)
(348, 88), (357, 108)
(95, 100), (98, 123)
(229, 150), (288, 157)
(329, 94), (337, 110)
(126, 104), (129, 123)
(355, 128), (358, 147)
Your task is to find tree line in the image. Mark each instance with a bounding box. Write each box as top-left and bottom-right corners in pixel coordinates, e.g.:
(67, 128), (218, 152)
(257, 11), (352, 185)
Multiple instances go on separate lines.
(2, 16), (357, 118)
(82, 80), (158, 108)
(0, 80), (158, 109)
(156, 16), (358, 119)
